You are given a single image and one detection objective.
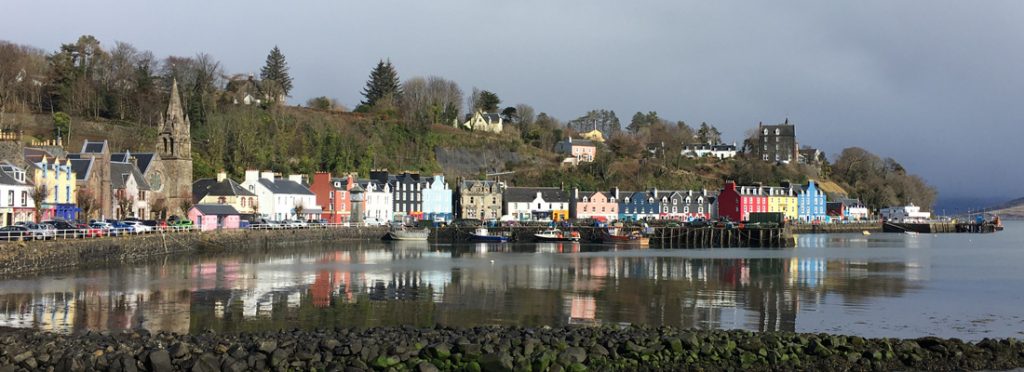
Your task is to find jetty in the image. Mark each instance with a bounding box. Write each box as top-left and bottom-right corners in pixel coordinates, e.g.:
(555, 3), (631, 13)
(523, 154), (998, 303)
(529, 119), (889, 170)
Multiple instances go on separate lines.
(429, 225), (794, 248)
(883, 221), (1002, 234)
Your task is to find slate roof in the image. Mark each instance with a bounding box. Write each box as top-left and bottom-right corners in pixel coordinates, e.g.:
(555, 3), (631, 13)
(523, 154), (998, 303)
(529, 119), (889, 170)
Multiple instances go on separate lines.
(111, 162), (150, 190)
(557, 138), (595, 147)
(760, 123), (796, 136)
(23, 148), (53, 163)
(192, 204), (240, 216)
(111, 152), (156, 174)
(258, 178), (314, 195)
(0, 164), (26, 187)
(69, 158), (94, 181)
(504, 187), (570, 203)
(193, 177), (256, 201)
(81, 140), (108, 154)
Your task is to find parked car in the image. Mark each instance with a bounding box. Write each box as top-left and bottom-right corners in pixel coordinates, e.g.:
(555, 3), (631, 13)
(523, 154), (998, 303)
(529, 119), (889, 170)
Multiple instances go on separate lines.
(290, 220), (309, 228)
(307, 219), (328, 227)
(0, 226), (30, 241)
(23, 223), (54, 240)
(169, 219), (193, 229)
(90, 221), (114, 236)
(108, 221), (136, 236)
(123, 220), (154, 233)
(44, 220), (83, 238)
(76, 223), (104, 238)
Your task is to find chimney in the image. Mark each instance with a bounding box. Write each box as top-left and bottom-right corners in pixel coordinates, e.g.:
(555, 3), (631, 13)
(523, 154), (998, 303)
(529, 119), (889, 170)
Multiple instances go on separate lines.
(245, 170), (259, 184)
(216, 171), (227, 182)
(653, 188), (658, 198)
(288, 174), (304, 184)
(613, 187), (620, 200)
(260, 171), (275, 181)
(573, 187), (579, 200)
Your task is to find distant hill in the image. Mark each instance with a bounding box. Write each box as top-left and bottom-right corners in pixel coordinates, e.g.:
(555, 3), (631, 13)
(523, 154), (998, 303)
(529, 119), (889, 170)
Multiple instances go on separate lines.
(986, 197), (1024, 219)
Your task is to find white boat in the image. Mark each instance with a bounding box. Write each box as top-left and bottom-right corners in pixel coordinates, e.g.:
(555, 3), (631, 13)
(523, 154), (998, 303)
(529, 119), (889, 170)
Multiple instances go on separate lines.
(534, 229), (580, 242)
(386, 225), (430, 241)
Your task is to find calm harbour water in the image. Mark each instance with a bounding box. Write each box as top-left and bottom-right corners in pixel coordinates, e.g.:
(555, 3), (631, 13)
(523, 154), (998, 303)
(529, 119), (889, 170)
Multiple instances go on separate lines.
(1, 222), (1022, 341)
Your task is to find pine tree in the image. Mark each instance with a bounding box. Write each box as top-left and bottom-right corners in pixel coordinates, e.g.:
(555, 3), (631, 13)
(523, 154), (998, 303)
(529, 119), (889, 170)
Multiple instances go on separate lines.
(360, 59), (401, 108)
(260, 46), (293, 97)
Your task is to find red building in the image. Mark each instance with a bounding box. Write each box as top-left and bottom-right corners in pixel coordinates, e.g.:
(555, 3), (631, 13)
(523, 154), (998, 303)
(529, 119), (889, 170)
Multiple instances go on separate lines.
(310, 172), (354, 223)
(716, 181), (768, 222)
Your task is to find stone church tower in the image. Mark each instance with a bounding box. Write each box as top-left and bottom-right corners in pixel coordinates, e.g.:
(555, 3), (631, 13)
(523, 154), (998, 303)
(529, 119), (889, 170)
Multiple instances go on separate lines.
(158, 79), (194, 214)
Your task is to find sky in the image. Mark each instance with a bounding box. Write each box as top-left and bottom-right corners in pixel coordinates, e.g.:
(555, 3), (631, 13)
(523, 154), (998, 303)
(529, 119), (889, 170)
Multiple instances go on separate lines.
(3, 0), (1023, 202)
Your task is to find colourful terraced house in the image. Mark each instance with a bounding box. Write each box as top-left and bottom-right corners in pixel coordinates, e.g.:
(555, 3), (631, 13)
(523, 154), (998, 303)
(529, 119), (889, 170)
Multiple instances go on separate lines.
(797, 180), (828, 222)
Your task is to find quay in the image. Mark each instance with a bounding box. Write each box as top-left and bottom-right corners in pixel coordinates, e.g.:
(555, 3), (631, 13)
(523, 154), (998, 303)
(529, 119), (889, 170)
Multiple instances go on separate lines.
(883, 221), (1002, 234)
(429, 225), (795, 248)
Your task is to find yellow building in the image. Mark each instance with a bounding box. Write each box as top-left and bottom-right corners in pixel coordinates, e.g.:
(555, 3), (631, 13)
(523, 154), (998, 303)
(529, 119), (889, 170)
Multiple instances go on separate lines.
(29, 155), (78, 221)
(580, 129), (605, 143)
(765, 186), (798, 221)
(193, 172), (259, 215)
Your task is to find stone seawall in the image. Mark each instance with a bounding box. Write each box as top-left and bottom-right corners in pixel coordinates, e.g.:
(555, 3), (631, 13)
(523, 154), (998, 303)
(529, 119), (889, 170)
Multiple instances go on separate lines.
(792, 222), (882, 234)
(0, 227), (388, 277)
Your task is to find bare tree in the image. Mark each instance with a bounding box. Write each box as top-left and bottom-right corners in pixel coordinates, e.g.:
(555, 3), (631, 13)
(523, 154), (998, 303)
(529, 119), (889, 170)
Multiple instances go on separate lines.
(76, 188), (99, 222)
(115, 191), (134, 219)
(293, 201), (305, 221)
(400, 76), (463, 127)
(150, 197), (167, 220)
(178, 193), (193, 217)
(30, 185), (50, 223)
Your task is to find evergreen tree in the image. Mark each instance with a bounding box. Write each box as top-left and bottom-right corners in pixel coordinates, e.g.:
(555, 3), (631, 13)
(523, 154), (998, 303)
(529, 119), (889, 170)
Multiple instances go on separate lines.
(360, 59), (401, 108)
(477, 90), (500, 112)
(260, 46), (293, 97)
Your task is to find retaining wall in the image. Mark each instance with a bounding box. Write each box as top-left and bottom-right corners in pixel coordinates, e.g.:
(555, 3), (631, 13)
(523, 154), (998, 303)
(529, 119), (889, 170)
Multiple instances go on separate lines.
(0, 227), (388, 277)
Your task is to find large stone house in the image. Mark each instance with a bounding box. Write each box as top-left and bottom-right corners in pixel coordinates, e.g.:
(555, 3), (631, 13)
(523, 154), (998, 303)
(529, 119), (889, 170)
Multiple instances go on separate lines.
(456, 179), (505, 221)
(110, 162), (150, 219)
(755, 119), (798, 164)
(67, 140), (112, 219)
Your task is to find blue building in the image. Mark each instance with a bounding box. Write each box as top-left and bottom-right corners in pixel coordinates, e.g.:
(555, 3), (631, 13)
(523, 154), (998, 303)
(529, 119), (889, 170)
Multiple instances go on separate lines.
(797, 180), (828, 222)
(615, 188), (660, 221)
(421, 175), (453, 222)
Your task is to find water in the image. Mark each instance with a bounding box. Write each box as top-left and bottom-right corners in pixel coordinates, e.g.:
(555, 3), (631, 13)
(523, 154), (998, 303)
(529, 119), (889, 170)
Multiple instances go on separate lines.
(1, 222), (1022, 340)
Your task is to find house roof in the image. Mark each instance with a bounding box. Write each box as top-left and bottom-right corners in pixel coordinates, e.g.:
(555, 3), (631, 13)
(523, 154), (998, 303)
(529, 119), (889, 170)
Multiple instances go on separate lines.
(81, 140), (108, 154)
(258, 178), (314, 195)
(111, 152), (156, 174)
(0, 164), (26, 187)
(557, 138), (595, 147)
(760, 123), (796, 136)
(23, 147), (54, 163)
(194, 177), (256, 201)
(111, 162), (150, 190)
(69, 158), (94, 181)
(192, 204), (240, 216)
(504, 187), (569, 203)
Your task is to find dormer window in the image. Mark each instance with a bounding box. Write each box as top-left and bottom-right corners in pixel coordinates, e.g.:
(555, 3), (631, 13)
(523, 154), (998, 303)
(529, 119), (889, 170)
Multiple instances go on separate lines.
(763, 129), (768, 135)
(775, 129), (780, 135)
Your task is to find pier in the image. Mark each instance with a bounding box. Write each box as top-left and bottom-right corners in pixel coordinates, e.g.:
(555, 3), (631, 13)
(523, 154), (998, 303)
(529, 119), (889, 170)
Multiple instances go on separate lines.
(428, 225), (795, 248)
(883, 221), (1002, 234)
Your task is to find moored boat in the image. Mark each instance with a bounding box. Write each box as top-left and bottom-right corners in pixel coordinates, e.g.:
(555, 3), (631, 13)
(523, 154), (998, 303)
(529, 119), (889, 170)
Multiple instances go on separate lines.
(605, 228), (649, 246)
(469, 227), (510, 242)
(534, 229), (580, 242)
(386, 225), (430, 241)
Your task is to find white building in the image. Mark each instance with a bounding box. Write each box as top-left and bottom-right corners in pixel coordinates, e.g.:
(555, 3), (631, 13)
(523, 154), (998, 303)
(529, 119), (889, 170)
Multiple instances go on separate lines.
(681, 143), (738, 159)
(457, 111), (503, 133)
(503, 187), (570, 221)
(880, 204), (931, 222)
(360, 180), (393, 225)
(0, 162), (35, 226)
(241, 170), (320, 221)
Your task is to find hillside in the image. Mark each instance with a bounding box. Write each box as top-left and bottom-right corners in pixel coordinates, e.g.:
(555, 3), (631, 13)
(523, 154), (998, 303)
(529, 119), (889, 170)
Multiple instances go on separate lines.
(986, 197), (1024, 219)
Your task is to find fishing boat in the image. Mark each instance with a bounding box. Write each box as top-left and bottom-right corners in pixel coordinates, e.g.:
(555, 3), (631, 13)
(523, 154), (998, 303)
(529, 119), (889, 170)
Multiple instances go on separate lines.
(468, 227), (510, 242)
(534, 229), (581, 242)
(386, 224), (430, 241)
(605, 228), (649, 246)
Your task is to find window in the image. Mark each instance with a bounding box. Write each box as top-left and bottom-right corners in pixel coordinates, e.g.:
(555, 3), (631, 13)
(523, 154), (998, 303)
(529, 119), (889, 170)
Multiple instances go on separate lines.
(763, 129), (768, 135)
(6, 191), (12, 206)
(65, 187), (70, 203)
(21, 191), (27, 206)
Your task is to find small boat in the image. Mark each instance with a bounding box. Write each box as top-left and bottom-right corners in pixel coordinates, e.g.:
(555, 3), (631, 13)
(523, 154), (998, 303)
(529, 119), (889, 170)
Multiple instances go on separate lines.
(386, 225), (430, 241)
(534, 229), (581, 242)
(468, 227), (509, 242)
(862, 230), (871, 236)
(605, 228), (649, 246)
(904, 231), (919, 236)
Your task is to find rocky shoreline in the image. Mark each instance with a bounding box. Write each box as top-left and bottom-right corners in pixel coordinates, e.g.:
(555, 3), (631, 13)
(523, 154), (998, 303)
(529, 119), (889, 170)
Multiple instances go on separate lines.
(0, 326), (1022, 371)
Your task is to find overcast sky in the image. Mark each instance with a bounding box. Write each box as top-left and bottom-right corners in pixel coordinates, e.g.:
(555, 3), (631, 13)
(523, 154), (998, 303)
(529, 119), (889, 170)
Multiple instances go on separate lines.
(4, 0), (1022, 201)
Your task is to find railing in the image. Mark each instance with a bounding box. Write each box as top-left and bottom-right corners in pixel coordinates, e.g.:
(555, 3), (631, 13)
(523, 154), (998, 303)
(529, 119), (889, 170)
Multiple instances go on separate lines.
(0, 222), (384, 243)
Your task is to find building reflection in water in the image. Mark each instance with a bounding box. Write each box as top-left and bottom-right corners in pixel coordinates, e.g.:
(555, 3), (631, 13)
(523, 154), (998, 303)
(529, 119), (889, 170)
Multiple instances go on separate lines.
(0, 237), (924, 334)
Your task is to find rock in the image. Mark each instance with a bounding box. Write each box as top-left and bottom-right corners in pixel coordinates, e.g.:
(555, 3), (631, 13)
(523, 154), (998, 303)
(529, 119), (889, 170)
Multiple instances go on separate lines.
(416, 361), (440, 372)
(12, 351), (32, 363)
(270, 348), (289, 367)
(168, 342), (188, 359)
(147, 349), (172, 372)
(258, 340), (277, 354)
(428, 343), (451, 359)
(479, 351), (514, 372)
(191, 353), (220, 372)
(558, 347), (587, 365)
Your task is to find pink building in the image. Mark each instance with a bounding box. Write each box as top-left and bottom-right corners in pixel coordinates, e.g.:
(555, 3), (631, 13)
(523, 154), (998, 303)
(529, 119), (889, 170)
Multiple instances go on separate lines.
(571, 189), (619, 221)
(554, 138), (597, 163)
(188, 204), (241, 231)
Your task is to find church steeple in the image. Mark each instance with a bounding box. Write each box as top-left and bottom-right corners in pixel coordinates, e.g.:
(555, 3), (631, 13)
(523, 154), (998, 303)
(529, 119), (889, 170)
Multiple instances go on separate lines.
(158, 78), (191, 160)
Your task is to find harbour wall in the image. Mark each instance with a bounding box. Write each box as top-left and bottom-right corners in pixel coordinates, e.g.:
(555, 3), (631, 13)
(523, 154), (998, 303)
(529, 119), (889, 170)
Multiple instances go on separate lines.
(0, 227), (388, 277)
(791, 222), (882, 234)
